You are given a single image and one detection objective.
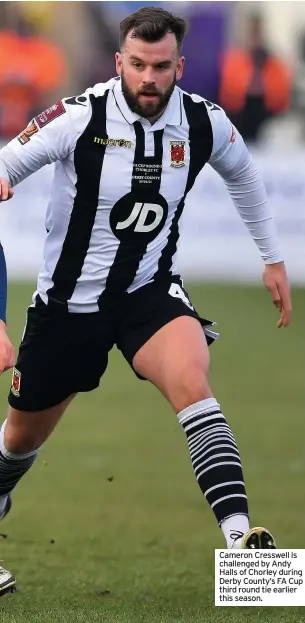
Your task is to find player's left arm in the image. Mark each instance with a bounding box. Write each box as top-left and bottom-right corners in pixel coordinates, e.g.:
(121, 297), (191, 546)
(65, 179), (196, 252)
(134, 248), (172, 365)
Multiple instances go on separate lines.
(207, 104), (291, 328)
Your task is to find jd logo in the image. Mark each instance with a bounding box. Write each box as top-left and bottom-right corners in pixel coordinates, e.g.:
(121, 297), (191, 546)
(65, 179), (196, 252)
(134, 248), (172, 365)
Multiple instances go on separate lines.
(110, 193), (168, 242)
(117, 202), (163, 233)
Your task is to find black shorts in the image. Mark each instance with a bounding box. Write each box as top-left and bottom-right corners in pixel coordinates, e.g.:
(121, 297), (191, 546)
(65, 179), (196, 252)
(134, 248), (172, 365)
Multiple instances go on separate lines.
(8, 277), (218, 411)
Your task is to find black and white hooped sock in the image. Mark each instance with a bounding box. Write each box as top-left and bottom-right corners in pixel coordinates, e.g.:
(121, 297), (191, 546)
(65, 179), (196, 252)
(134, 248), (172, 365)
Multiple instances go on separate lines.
(0, 419), (39, 513)
(178, 398), (249, 545)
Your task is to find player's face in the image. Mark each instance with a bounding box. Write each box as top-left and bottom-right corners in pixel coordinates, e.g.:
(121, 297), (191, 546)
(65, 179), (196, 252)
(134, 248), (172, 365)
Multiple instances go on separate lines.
(116, 32), (184, 121)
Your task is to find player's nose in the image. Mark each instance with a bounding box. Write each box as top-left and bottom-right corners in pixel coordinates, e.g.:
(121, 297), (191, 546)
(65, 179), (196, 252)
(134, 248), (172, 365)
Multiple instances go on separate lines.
(141, 68), (156, 85)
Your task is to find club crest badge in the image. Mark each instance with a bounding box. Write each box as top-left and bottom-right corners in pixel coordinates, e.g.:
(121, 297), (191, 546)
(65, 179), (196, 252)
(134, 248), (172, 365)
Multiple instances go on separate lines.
(11, 368), (21, 397)
(169, 141), (186, 168)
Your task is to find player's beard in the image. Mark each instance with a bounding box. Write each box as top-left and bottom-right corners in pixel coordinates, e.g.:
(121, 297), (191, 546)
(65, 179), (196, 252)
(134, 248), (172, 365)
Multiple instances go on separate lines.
(121, 71), (176, 120)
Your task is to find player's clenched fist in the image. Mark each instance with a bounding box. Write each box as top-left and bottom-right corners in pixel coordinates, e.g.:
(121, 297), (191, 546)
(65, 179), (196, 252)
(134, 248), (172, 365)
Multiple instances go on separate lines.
(0, 322), (15, 373)
(0, 178), (14, 201)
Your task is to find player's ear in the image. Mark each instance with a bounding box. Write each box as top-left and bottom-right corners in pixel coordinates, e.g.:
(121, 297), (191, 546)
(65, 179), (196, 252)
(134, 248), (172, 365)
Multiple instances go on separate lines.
(115, 52), (122, 76)
(176, 56), (185, 81)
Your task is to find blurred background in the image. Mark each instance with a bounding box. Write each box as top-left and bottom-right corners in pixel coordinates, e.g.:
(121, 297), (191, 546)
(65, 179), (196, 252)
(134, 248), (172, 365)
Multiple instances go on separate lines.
(0, 2), (304, 615)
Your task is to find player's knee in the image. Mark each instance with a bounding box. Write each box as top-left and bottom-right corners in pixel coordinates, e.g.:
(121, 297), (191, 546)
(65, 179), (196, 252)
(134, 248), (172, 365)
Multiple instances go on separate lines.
(169, 368), (212, 413)
(2, 415), (41, 454)
(3, 425), (40, 454)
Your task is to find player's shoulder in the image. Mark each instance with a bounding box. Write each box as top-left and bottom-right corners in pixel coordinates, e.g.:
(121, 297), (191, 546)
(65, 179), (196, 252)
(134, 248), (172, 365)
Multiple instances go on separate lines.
(26, 79), (117, 148)
(62, 78), (117, 118)
(178, 88), (228, 128)
(178, 88), (234, 153)
(83, 77), (118, 101)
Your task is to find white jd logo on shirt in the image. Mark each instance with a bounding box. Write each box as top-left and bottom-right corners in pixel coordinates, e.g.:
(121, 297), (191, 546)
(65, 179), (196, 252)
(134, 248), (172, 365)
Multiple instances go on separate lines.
(110, 193), (168, 242)
(116, 202), (163, 234)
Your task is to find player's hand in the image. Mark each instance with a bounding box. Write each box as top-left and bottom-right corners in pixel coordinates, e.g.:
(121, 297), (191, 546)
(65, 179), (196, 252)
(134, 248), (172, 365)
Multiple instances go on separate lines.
(263, 262), (292, 328)
(0, 321), (15, 373)
(0, 178), (14, 201)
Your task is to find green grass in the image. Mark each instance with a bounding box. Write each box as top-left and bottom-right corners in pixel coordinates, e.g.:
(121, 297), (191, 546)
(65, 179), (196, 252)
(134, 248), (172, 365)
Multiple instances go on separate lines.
(0, 282), (304, 622)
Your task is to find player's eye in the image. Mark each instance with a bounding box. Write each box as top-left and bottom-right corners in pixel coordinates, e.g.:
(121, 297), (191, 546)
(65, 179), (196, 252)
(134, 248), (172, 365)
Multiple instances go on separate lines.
(156, 64), (167, 70)
(133, 62), (143, 69)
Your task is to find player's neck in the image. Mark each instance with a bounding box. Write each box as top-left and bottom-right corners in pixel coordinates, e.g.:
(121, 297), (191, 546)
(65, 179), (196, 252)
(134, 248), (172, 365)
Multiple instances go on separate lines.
(145, 105), (167, 125)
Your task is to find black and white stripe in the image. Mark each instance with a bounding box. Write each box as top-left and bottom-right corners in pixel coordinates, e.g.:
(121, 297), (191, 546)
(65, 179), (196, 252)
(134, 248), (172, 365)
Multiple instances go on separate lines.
(156, 94), (212, 279)
(100, 122), (164, 297)
(179, 400), (248, 524)
(46, 91), (109, 308)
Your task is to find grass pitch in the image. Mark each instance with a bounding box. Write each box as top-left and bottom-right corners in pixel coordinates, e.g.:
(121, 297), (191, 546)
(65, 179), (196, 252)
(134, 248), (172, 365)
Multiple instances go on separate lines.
(0, 282), (304, 622)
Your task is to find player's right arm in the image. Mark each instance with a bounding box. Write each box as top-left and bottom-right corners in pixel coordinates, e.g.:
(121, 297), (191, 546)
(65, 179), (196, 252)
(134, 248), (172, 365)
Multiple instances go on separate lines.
(0, 96), (93, 200)
(0, 95), (93, 366)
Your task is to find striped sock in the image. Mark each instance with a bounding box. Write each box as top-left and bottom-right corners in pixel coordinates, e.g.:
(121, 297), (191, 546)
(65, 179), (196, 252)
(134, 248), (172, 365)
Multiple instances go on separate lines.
(0, 420), (39, 498)
(178, 398), (249, 525)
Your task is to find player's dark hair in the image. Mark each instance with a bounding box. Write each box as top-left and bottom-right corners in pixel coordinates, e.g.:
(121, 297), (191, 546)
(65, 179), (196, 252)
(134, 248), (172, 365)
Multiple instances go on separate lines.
(120, 6), (188, 53)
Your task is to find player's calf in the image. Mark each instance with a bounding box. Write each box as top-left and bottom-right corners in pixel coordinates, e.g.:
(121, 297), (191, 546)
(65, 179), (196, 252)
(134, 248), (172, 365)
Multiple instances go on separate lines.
(165, 367), (213, 413)
(178, 397), (251, 547)
(4, 396), (75, 453)
(0, 396), (74, 517)
(0, 418), (39, 516)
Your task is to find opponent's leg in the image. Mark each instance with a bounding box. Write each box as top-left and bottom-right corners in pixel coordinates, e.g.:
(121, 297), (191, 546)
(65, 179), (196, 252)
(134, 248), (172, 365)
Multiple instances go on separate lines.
(0, 394), (75, 516)
(133, 316), (275, 549)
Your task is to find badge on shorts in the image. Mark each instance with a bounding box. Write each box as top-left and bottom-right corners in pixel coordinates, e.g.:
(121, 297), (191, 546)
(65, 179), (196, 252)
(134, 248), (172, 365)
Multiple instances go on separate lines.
(11, 368), (21, 397)
(169, 141), (186, 168)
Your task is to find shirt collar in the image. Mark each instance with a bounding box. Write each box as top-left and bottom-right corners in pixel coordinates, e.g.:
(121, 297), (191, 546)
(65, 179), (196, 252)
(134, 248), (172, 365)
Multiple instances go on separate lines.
(113, 78), (182, 129)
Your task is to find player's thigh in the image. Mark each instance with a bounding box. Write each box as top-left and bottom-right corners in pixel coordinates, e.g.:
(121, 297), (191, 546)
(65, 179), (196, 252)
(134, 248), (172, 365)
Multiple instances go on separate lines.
(8, 303), (112, 414)
(117, 279), (216, 412)
(133, 315), (212, 410)
(4, 394), (76, 453)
